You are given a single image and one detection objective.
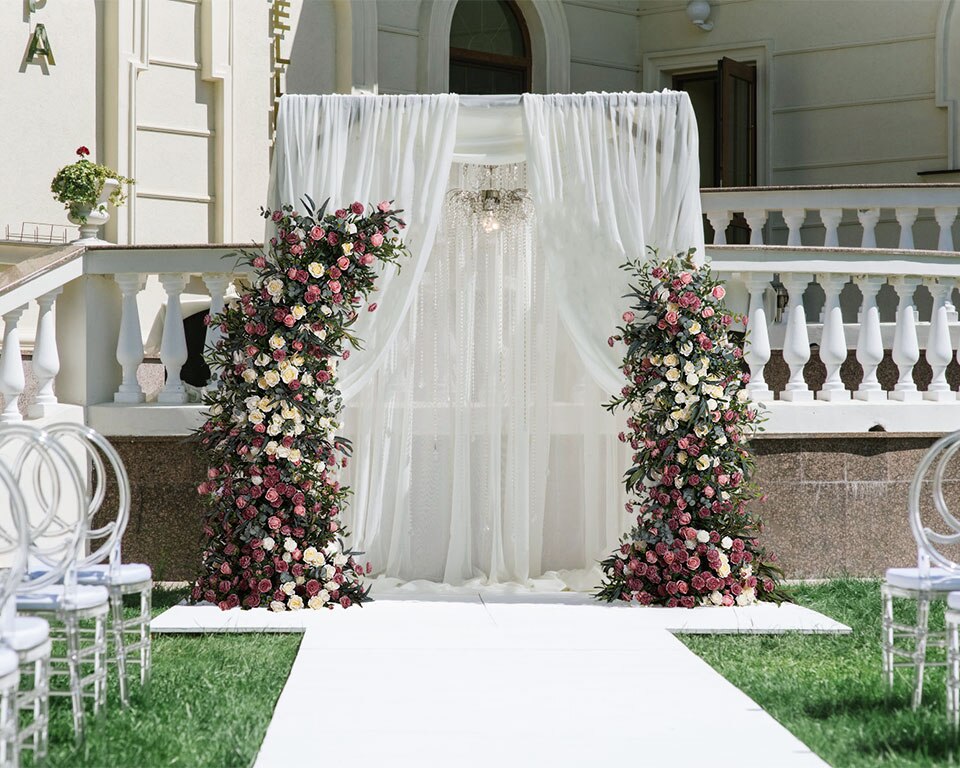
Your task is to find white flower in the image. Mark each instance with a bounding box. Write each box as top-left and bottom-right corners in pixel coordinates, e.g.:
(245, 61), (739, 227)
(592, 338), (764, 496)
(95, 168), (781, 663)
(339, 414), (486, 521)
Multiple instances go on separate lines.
(333, 553), (348, 567)
(251, 475), (263, 486)
(321, 565), (336, 580)
(736, 588), (756, 607)
(262, 536), (276, 551)
(303, 546), (321, 566)
(284, 537), (297, 552)
(665, 368), (681, 382)
(256, 353), (271, 367)
(248, 410), (264, 425)
(266, 278), (284, 298)
(677, 451), (688, 465)
(709, 590), (723, 606)
(689, 321), (701, 334)
(342, 242), (354, 254)
(269, 333), (286, 350)
(696, 529), (710, 544)
(288, 595), (304, 610)
(280, 366), (299, 384)
(288, 449), (302, 463)
(717, 552), (731, 579)
(680, 341), (693, 357)
(281, 580), (296, 595)
(308, 595), (325, 610)
(262, 370), (281, 388)
(292, 305), (306, 320)
(318, 589), (330, 603)
(695, 455), (710, 471)
(324, 580), (339, 593)
(270, 600), (286, 612)
(264, 440), (278, 456)
(686, 373), (699, 386)
(258, 396), (275, 412)
(308, 262), (324, 278)
(663, 354), (679, 367)
(282, 552), (292, 563)
(721, 536), (733, 550)
(241, 369), (257, 384)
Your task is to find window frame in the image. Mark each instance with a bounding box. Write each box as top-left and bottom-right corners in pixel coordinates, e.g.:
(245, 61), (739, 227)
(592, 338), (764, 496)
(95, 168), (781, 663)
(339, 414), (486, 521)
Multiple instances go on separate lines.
(449, 0), (532, 94)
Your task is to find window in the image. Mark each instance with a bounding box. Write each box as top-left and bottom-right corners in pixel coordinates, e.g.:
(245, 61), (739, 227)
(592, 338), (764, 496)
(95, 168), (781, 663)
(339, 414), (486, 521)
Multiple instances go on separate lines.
(449, 0), (531, 95)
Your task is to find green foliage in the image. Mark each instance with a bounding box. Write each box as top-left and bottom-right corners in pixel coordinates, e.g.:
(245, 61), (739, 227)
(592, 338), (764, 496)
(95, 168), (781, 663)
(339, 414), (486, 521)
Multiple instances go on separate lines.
(50, 147), (134, 223)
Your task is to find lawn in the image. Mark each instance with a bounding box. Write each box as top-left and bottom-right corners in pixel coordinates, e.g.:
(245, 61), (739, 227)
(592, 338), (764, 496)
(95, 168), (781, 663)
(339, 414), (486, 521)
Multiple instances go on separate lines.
(681, 580), (960, 768)
(34, 588), (301, 768)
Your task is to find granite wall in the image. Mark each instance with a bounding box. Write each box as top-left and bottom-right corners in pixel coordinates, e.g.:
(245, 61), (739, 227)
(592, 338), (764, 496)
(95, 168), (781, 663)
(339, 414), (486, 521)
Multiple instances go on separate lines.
(106, 434), (937, 582)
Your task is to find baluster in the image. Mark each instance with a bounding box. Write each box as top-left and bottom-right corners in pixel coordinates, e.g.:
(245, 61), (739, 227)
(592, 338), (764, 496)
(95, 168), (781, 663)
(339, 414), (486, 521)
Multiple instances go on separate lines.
(923, 277), (955, 401)
(820, 208), (843, 248)
(743, 273), (774, 401)
(114, 274), (146, 403)
(158, 274), (189, 404)
(889, 277), (922, 401)
(29, 288), (64, 417)
(935, 206), (958, 251)
(895, 207), (918, 250)
(782, 209), (805, 247)
(816, 274), (851, 401)
(857, 208), (880, 248)
(780, 273), (813, 401)
(705, 210), (732, 245)
(202, 273), (231, 389)
(0, 307), (26, 423)
(854, 276), (886, 401)
(743, 210), (767, 245)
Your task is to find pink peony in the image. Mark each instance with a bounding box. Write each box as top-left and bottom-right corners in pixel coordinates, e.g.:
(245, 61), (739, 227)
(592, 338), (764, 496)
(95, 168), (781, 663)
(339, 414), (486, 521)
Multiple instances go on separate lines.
(665, 311), (679, 325)
(309, 225), (324, 241)
(370, 232), (384, 247)
(351, 201), (364, 215)
(711, 285), (726, 300)
(622, 311), (635, 323)
(378, 200), (391, 212)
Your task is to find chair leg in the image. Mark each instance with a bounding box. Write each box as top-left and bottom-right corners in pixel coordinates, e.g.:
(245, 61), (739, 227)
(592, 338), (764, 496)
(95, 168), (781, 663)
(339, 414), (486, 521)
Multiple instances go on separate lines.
(882, 587), (895, 689)
(110, 591), (129, 707)
(914, 597), (931, 710)
(949, 620), (958, 727)
(34, 655), (49, 760)
(64, 614), (85, 741)
(140, 587), (152, 690)
(93, 612), (107, 715)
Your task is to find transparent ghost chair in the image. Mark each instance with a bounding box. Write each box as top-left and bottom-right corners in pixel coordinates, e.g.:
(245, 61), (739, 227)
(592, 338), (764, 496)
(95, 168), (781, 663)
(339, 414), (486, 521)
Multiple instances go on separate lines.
(884, 430), (960, 710)
(44, 424), (152, 706)
(0, 458), (31, 768)
(0, 426), (108, 741)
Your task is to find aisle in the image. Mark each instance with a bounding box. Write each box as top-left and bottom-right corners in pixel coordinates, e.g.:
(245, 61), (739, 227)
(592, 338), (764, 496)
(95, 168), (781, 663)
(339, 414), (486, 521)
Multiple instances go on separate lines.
(153, 595), (846, 767)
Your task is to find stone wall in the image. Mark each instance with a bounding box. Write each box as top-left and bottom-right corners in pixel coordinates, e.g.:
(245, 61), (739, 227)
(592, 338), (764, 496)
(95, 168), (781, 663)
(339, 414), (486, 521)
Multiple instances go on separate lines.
(105, 434), (936, 582)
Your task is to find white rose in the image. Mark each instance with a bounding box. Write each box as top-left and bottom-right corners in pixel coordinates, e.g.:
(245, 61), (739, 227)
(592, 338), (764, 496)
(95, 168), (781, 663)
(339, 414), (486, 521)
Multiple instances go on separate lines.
(318, 589), (330, 603)
(256, 353), (271, 367)
(241, 369), (257, 383)
(709, 590), (723, 606)
(665, 368), (681, 382)
(281, 581), (296, 595)
(324, 581), (339, 593)
(292, 305), (306, 320)
(288, 595), (304, 610)
(281, 366), (299, 384)
(284, 537), (297, 552)
(334, 553), (348, 567)
(696, 529), (710, 544)
(680, 342), (693, 357)
(721, 536), (733, 549)
(266, 278), (284, 298)
(321, 565), (336, 580)
(689, 321), (701, 334)
(686, 374), (699, 386)
(248, 410), (264, 425)
(736, 588), (756, 607)
(303, 546), (320, 565)
(288, 449), (302, 463)
(308, 262), (324, 278)
(263, 370), (281, 387)
(308, 595), (325, 610)
(251, 475), (263, 486)
(262, 536), (276, 551)
(282, 552), (292, 563)
(269, 333), (286, 350)
(695, 455), (710, 471)
(320, 305), (332, 316)
(270, 600), (286, 612)
(663, 354), (679, 367)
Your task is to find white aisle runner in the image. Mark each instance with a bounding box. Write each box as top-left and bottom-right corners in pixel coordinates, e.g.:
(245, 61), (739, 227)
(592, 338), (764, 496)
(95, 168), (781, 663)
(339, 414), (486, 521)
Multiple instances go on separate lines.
(153, 595), (845, 767)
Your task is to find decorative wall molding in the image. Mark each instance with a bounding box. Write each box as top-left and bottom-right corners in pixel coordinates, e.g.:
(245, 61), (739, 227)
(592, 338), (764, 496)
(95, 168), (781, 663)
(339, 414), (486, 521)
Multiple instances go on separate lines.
(773, 92), (937, 115)
(333, 0), (378, 92)
(200, 0), (234, 241)
(775, 32), (936, 58)
(936, 0), (960, 166)
(419, 0), (570, 93)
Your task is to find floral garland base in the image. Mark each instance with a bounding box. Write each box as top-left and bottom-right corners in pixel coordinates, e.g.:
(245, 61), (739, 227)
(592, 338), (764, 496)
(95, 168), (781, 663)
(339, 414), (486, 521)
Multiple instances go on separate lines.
(191, 198), (408, 611)
(596, 249), (785, 608)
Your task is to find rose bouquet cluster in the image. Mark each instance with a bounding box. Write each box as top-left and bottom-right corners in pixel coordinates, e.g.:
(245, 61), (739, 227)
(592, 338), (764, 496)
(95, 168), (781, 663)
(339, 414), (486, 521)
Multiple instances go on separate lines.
(191, 197), (409, 611)
(595, 249), (785, 608)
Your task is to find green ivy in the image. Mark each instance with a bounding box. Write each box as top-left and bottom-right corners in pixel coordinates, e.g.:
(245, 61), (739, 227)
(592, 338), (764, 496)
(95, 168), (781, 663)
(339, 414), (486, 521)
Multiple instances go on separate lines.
(50, 147), (134, 223)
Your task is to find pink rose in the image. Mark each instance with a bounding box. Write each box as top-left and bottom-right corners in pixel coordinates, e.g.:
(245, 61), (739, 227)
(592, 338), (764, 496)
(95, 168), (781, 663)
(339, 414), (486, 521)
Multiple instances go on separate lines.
(351, 201), (364, 215)
(712, 285), (726, 300)
(665, 311), (679, 325)
(309, 225), (324, 241)
(622, 311), (635, 323)
(271, 210), (282, 222)
(340, 596), (352, 608)
(702, 306), (715, 318)
(327, 280), (341, 293)
(258, 578), (272, 593)
(290, 244), (303, 255)
(337, 256), (350, 269)
(370, 232), (384, 247)
(267, 515), (281, 530)
(378, 200), (390, 212)
(680, 272), (693, 285)
(335, 209), (347, 219)
(368, 302), (378, 312)
(360, 253), (375, 266)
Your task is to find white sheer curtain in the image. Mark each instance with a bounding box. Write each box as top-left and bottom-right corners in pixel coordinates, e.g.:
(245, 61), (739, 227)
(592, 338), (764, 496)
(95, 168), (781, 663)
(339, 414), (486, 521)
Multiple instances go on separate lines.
(343, 165), (627, 588)
(268, 94), (459, 400)
(523, 91), (704, 394)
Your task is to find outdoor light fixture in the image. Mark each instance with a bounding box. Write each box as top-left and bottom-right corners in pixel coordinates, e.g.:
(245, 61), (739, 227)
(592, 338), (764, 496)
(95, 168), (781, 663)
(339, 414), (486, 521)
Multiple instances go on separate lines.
(686, 0), (713, 31)
(480, 189), (501, 234)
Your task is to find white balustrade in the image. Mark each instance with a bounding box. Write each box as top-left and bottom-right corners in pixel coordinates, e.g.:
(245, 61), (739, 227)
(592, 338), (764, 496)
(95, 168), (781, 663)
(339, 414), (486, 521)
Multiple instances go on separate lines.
(936, 207), (958, 252)
(29, 288), (64, 418)
(706, 210), (732, 245)
(114, 273), (146, 404)
(923, 278), (955, 401)
(744, 209), (767, 245)
(817, 274), (851, 401)
(889, 277), (922, 402)
(0, 307), (25, 423)
(857, 208), (880, 248)
(820, 208), (843, 248)
(854, 276), (886, 402)
(780, 273), (813, 401)
(202, 273), (231, 389)
(157, 274), (189, 404)
(896, 207), (918, 250)
(743, 273), (774, 401)
(782, 209), (805, 247)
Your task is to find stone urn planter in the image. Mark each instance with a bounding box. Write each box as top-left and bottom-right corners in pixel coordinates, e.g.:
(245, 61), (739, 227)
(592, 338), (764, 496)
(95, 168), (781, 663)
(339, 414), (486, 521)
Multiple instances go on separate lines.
(68, 178), (119, 244)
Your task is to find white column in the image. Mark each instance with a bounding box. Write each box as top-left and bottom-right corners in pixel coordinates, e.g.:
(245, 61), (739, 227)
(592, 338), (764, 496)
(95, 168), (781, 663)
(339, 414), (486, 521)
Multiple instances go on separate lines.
(743, 273), (774, 401)
(158, 274), (189, 404)
(114, 274), (146, 404)
(202, 273), (231, 389)
(924, 277), (955, 401)
(743, 209), (768, 245)
(780, 273), (813, 402)
(895, 207), (919, 250)
(29, 288), (64, 418)
(705, 210), (732, 245)
(890, 277), (922, 402)
(857, 208), (881, 248)
(816, 274), (851, 401)
(0, 307), (26, 423)
(820, 208), (843, 248)
(935, 206), (958, 252)
(854, 276), (887, 402)
(782, 208), (805, 247)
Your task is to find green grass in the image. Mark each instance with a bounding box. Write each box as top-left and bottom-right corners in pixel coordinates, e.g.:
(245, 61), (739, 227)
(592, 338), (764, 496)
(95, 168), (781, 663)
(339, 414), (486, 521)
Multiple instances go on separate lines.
(680, 580), (960, 768)
(34, 588), (302, 768)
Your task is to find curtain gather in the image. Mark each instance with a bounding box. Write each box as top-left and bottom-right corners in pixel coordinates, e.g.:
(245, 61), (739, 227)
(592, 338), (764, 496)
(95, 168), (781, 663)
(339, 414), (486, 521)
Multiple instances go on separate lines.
(268, 93), (459, 401)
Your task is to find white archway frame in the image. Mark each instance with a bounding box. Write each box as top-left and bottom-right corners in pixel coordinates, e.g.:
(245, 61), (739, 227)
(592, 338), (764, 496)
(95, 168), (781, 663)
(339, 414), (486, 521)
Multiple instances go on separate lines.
(936, 0), (960, 168)
(418, 0), (570, 94)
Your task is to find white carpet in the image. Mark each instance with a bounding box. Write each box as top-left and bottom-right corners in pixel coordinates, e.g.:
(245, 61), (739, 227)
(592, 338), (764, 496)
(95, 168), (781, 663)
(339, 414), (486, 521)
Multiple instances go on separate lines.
(152, 592), (846, 767)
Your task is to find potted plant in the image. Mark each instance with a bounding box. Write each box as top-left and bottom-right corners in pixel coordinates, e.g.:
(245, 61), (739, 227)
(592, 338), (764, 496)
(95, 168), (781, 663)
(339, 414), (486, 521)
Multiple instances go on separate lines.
(51, 146), (134, 243)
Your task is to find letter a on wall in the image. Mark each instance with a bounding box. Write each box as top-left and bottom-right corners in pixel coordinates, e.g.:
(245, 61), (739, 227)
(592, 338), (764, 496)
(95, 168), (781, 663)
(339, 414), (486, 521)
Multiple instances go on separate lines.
(27, 24), (55, 66)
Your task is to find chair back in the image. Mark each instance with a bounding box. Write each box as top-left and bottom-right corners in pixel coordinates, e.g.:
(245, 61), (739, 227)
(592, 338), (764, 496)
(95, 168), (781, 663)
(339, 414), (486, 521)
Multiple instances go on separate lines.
(0, 425), (87, 593)
(909, 430), (960, 575)
(0, 459), (30, 635)
(46, 424), (130, 573)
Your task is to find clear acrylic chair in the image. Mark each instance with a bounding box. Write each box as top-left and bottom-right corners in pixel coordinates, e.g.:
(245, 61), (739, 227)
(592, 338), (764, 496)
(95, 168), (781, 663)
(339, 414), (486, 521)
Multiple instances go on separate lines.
(0, 425), (108, 741)
(46, 424), (152, 706)
(884, 430), (960, 709)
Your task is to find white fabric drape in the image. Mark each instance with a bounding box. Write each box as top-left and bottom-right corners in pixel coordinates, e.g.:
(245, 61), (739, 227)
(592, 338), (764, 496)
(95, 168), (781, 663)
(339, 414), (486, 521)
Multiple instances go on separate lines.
(523, 91), (704, 394)
(268, 94), (459, 401)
